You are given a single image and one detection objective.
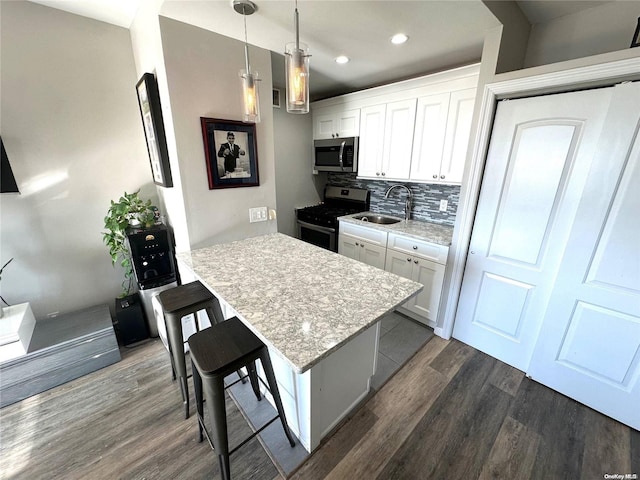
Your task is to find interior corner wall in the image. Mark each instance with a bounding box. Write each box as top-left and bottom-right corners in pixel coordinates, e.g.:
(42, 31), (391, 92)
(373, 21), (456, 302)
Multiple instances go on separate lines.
(129, 2), (191, 254)
(0, 1), (154, 318)
(481, 0), (530, 73)
(272, 105), (323, 237)
(158, 17), (277, 249)
(524, 2), (640, 68)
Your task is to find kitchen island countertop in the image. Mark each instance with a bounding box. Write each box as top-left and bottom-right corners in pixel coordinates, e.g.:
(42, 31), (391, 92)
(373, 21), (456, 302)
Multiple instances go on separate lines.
(177, 233), (422, 374)
(338, 212), (454, 246)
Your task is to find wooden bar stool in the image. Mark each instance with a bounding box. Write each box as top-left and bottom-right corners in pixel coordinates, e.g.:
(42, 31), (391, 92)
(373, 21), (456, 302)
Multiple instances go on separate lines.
(188, 317), (296, 480)
(157, 281), (237, 419)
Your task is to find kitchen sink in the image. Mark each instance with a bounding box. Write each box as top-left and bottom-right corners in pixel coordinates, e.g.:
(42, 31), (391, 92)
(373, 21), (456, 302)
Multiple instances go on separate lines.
(355, 215), (401, 225)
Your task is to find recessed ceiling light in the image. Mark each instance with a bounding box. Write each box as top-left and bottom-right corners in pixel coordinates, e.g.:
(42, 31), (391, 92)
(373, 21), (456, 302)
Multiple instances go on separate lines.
(391, 33), (409, 45)
(335, 55), (350, 64)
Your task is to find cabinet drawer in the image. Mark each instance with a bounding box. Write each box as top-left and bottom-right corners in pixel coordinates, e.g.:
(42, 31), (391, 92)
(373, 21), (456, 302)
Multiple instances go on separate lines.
(339, 222), (388, 246)
(387, 233), (448, 264)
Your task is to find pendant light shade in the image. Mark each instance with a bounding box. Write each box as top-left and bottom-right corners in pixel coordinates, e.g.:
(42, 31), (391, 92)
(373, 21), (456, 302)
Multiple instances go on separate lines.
(234, 0), (261, 123)
(285, 2), (310, 114)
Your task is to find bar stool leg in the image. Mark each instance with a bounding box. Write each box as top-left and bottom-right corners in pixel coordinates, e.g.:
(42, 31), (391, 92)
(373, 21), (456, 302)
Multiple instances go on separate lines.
(192, 359), (204, 443)
(259, 347), (296, 447)
(165, 312), (189, 419)
(204, 376), (231, 480)
(247, 361), (262, 401)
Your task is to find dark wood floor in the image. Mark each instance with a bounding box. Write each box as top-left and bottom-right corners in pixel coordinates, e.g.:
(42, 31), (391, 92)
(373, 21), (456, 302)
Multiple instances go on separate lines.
(1, 336), (638, 480)
(291, 336), (640, 480)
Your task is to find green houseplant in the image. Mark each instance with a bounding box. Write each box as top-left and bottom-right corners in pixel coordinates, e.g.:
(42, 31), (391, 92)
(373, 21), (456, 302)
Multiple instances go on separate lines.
(103, 191), (157, 297)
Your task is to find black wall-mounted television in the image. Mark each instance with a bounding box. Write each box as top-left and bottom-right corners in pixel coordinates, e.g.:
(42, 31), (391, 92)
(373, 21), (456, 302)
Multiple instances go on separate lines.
(1, 136), (20, 193)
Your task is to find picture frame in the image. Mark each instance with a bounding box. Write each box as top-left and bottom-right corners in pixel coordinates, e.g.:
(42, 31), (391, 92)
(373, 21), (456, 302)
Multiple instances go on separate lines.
(272, 88), (281, 108)
(200, 118), (260, 189)
(632, 17), (640, 48)
(136, 73), (173, 187)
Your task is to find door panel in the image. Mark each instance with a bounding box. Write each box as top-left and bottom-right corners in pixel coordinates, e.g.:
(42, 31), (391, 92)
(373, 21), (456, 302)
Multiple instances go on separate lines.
(488, 122), (581, 266)
(453, 87), (613, 371)
(471, 273), (534, 339)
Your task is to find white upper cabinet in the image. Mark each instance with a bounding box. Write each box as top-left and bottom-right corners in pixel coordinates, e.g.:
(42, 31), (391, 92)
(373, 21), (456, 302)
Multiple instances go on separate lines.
(410, 88), (476, 184)
(358, 104), (386, 178)
(313, 108), (360, 139)
(311, 64), (479, 185)
(381, 99), (417, 180)
(409, 92), (451, 182)
(438, 88), (476, 184)
(359, 99), (417, 180)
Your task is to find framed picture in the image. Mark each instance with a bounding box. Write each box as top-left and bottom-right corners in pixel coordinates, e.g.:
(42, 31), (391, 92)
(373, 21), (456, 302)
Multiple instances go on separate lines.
(136, 73), (173, 187)
(200, 118), (260, 189)
(272, 88), (281, 108)
(632, 17), (640, 48)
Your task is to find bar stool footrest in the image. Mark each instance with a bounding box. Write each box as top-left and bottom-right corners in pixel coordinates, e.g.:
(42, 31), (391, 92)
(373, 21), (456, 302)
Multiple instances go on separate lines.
(197, 412), (282, 456)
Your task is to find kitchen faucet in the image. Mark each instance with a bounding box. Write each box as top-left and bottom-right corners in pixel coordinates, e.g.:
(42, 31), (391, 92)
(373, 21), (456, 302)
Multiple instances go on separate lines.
(384, 184), (413, 221)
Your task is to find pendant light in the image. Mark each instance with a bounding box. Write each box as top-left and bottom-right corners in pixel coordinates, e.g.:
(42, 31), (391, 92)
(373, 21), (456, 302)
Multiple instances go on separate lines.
(285, 0), (310, 114)
(233, 0), (261, 123)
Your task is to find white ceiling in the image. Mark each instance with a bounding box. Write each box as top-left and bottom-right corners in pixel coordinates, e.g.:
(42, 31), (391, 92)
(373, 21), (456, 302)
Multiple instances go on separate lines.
(28, 0), (613, 100)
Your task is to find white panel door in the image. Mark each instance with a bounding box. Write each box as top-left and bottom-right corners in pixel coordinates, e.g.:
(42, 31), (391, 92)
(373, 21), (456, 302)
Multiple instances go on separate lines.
(381, 99), (417, 179)
(453, 87), (614, 371)
(528, 82), (640, 429)
(359, 242), (387, 270)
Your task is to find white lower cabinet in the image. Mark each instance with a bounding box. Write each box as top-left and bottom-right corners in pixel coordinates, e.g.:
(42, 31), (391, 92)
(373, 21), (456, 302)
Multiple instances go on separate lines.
(338, 224), (449, 327)
(385, 250), (445, 325)
(384, 233), (449, 326)
(338, 223), (387, 270)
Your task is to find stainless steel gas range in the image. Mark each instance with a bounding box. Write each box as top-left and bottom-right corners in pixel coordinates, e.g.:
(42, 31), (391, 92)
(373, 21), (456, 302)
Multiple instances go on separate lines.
(295, 186), (370, 252)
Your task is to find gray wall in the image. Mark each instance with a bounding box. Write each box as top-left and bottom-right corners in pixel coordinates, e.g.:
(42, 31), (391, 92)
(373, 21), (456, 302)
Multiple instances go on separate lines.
(159, 17), (278, 249)
(0, 2), (156, 318)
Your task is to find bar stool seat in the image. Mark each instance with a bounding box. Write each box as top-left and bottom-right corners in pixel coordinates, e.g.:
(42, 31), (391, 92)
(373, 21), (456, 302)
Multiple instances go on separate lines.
(156, 281), (227, 419)
(189, 317), (296, 480)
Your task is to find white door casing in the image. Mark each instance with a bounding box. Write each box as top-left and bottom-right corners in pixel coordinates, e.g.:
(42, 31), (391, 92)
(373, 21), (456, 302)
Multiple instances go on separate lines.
(453, 87), (613, 371)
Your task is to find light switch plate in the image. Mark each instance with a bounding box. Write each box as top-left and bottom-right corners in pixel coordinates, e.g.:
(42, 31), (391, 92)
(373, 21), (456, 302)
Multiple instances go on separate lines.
(439, 200), (448, 212)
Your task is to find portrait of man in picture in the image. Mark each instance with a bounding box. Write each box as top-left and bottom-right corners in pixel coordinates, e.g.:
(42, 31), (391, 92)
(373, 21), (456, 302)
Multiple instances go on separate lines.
(217, 131), (246, 175)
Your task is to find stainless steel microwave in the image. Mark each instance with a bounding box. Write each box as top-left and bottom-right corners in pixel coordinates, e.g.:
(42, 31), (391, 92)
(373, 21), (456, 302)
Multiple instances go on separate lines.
(313, 137), (358, 173)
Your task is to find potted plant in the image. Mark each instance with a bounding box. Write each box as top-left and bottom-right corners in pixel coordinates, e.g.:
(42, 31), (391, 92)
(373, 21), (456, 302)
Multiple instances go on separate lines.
(103, 191), (157, 297)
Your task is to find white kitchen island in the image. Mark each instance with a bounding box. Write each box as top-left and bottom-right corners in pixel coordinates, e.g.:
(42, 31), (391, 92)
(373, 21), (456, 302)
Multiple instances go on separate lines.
(177, 233), (422, 452)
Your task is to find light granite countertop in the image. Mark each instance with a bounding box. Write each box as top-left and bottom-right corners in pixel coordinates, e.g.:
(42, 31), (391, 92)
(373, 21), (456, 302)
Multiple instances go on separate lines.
(339, 212), (454, 246)
(177, 233), (422, 374)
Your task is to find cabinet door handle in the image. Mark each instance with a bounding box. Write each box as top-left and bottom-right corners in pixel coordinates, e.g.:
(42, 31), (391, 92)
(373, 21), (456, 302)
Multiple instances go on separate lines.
(414, 260), (419, 264)
(413, 245), (418, 250)
(361, 244), (365, 248)
(376, 172), (380, 176)
(440, 175), (445, 179)
(355, 242), (359, 246)
(407, 258), (411, 262)
(432, 174), (438, 179)
(381, 172), (386, 176)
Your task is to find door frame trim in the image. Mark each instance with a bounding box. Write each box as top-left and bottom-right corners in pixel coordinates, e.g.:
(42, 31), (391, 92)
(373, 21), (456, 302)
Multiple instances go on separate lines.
(438, 52), (640, 340)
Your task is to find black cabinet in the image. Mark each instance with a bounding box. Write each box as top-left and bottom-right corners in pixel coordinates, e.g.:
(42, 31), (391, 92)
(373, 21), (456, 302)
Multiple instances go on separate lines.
(114, 293), (148, 346)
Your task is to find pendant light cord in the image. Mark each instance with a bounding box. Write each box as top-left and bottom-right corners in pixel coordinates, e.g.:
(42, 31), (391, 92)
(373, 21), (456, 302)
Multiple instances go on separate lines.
(243, 5), (250, 74)
(294, 0), (299, 50)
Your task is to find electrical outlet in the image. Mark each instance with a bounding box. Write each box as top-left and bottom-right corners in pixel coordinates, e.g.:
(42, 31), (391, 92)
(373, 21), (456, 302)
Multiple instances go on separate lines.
(439, 200), (448, 212)
(249, 207), (268, 223)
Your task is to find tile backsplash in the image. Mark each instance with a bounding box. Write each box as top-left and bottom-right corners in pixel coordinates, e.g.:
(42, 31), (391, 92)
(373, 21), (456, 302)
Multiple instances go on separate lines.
(327, 173), (460, 226)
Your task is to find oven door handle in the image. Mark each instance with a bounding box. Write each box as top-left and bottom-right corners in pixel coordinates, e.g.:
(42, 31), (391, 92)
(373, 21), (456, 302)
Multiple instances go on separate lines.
(297, 220), (336, 234)
(338, 141), (346, 171)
